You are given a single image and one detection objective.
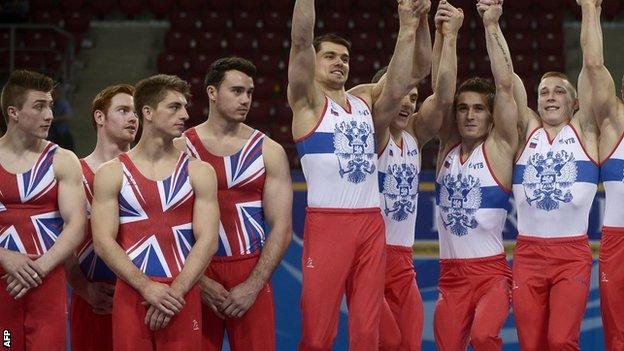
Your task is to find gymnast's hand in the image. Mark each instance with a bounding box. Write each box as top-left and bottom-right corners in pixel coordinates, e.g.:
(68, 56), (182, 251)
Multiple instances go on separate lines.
(435, 1), (464, 35)
(477, 0), (503, 26)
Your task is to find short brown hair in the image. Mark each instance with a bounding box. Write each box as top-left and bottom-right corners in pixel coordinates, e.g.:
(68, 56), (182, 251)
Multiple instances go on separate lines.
(539, 71), (577, 100)
(204, 57), (256, 89)
(455, 77), (496, 112)
(90, 84), (134, 130)
(1, 70), (55, 122)
(372, 66), (388, 84)
(313, 34), (351, 53)
(133, 74), (190, 120)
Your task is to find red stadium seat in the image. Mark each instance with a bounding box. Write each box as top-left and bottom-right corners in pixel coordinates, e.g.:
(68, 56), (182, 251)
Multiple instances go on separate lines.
(506, 13), (534, 31)
(264, 10), (291, 30)
(567, 0), (582, 19)
(603, 0), (623, 20)
(157, 53), (188, 76)
(188, 76), (206, 98)
(248, 53), (284, 75)
(246, 101), (272, 125)
(233, 11), (262, 30)
(31, 0), (55, 12)
(268, 0), (293, 12)
(508, 31), (534, 55)
(119, 0), (143, 19)
(60, 0), (84, 12)
(383, 11), (399, 32)
(506, 0), (534, 12)
(253, 76), (277, 100)
(91, 0), (116, 18)
(321, 12), (350, 32)
(190, 53), (215, 75)
(0, 30), (23, 48)
(355, 0), (382, 11)
(457, 54), (474, 76)
(538, 0), (564, 11)
(256, 32), (287, 53)
(457, 33), (472, 52)
(178, 0), (204, 12)
(326, 0), (353, 12)
(513, 54), (535, 77)
(15, 52), (46, 71)
(352, 12), (381, 30)
(351, 31), (380, 53)
(170, 11), (199, 32)
(25, 30), (55, 49)
(380, 31), (398, 51)
(165, 31), (193, 53)
(237, 0), (263, 11)
(199, 10), (231, 31)
(186, 100), (208, 127)
(274, 102), (292, 123)
(226, 31), (256, 53)
(206, 0), (234, 11)
(195, 31), (225, 53)
(33, 10), (63, 25)
(270, 122), (293, 145)
(538, 54), (565, 73)
(537, 31), (563, 55)
(536, 12), (563, 30)
(147, 0), (174, 19)
(350, 54), (381, 76)
(64, 11), (91, 33)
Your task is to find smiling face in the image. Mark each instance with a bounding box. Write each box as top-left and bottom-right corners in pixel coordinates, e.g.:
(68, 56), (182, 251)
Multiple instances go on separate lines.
(391, 87), (419, 131)
(314, 41), (350, 89)
(10, 90), (54, 139)
(455, 91), (493, 142)
(208, 70), (254, 123)
(537, 76), (577, 126)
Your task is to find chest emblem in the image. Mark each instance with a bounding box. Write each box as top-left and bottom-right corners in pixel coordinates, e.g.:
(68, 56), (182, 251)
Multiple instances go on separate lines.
(522, 150), (577, 211)
(333, 121), (376, 184)
(382, 163), (418, 221)
(439, 173), (482, 237)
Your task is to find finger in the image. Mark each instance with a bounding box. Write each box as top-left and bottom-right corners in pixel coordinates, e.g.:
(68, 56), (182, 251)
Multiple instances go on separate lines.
(162, 315), (172, 329)
(162, 298), (182, 314)
(14, 286), (29, 299)
(211, 304), (225, 319)
(155, 312), (166, 330)
(149, 312), (159, 331)
(145, 306), (155, 325)
(167, 291), (185, 306)
(12, 271), (30, 288)
(27, 261), (46, 277)
(23, 266), (42, 285)
(156, 303), (175, 316)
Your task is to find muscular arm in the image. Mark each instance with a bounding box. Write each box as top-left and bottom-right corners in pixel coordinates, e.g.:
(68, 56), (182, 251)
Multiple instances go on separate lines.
(222, 139), (293, 318)
(287, 0), (324, 136)
(171, 161), (219, 296)
(370, 1), (420, 132)
(413, 12), (433, 83)
(580, 0), (621, 129)
(414, 2), (461, 146)
(92, 161), (184, 316)
(482, 6), (518, 152)
(36, 149), (86, 274)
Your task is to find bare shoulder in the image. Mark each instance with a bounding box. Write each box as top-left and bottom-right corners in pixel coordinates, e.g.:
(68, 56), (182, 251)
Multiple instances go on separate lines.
(173, 136), (187, 153)
(188, 158), (217, 188)
(262, 135), (289, 167)
(348, 83), (374, 107)
(53, 147), (81, 178)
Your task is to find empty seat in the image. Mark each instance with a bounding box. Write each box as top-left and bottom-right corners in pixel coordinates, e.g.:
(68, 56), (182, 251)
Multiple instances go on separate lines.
(147, 0), (174, 19)
(538, 54), (564, 73)
(536, 11), (563, 30)
(256, 32), (287, 53)
(352, 12), (381, 30)
(226, 31), (256, 53)
(165, 31), (193, 53)
(195, 31), (225, 53)
(264, 10), (290, 30)
(506, 12), (534, 31)
(33, 10), (63, 25)
(200, 10), (231, 30)
(268, 0), (293, 11)
(237, 0), (263, 11)
(233, 11), (262, 30)
(119, 0), (143, 19)
(253, 76), (277, 100)
(537, 31), (563, 55)
(170, 11), (199, 32)
(91, 0), (116, 18)
(190, 53), (215, 75)
(60, 0), (84, 12)
(178, 0), (204, 12)
(508, 31), (534, 54)
(25, 30), (55, 49)
(246, 101), (272, 125)
(64, 11), (91, 33)
(157, 53), (188, 76)
(15, 52), (46, 71)
(270, 122), (293, 145)
(351, 31), (380, 53)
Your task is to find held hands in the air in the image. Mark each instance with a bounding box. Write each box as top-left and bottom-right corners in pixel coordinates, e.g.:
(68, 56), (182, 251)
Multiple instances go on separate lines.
(477, 0), (503, 26)
(435, 1), (464, 35)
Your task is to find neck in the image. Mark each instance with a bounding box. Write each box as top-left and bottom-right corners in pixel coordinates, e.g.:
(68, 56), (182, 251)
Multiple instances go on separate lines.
(131, 127), (177, 161)
(461, 136), (485, 156)
(86, 132), (131, 168)
(542, 120), (568, 138)
(199, 110), (242, 137)
(319, 81), (347, 104)
(0, 125), (46, 153)
(389, 126), (403, 144)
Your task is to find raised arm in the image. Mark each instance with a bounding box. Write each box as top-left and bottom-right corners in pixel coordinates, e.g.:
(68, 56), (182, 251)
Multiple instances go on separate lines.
(479, 0), (517, 151)
(287, 0), (324, 125)
(579, 0), (621, 129)
(92, 161), (185, 318)
(413, 11), (433, 83)
(221, 139), (293, 318)
(370, 0), (423, 131)
(414, 0), (462, 147)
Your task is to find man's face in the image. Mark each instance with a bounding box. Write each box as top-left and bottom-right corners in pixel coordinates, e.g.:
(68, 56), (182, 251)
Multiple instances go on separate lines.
(537, 76), (577, 126)
(101, 93), (137, 143)
(391, 87), (419, 131)
(12, 90), (54, 139)
(211, 70), (254, 123)
(149, 90), (189, 138)
(455, 91), (492, 141)
(315, 42), (350, 88)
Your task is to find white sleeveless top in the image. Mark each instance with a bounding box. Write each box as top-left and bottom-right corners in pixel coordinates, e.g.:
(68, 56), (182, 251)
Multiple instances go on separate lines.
(600, 131), (624, 228)
(513, 125), (599, 238)
(378, 131), (420, 247)
(295, 94), (379, 209)
(436, 143), (509, 259)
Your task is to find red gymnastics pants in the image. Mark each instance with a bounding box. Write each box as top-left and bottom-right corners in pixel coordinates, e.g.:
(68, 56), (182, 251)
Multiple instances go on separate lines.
(202, 252), (275, 351)
(112, 278), (201, 351)
(433, 254), (511, 351)
(600, 227), (624, 351)
(70, 280), (115, 351)
(379, 245), (423, 351)
(0, 266), (67, 351)
(512, 235), (592, 351)
(298, 208), (386, 351)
